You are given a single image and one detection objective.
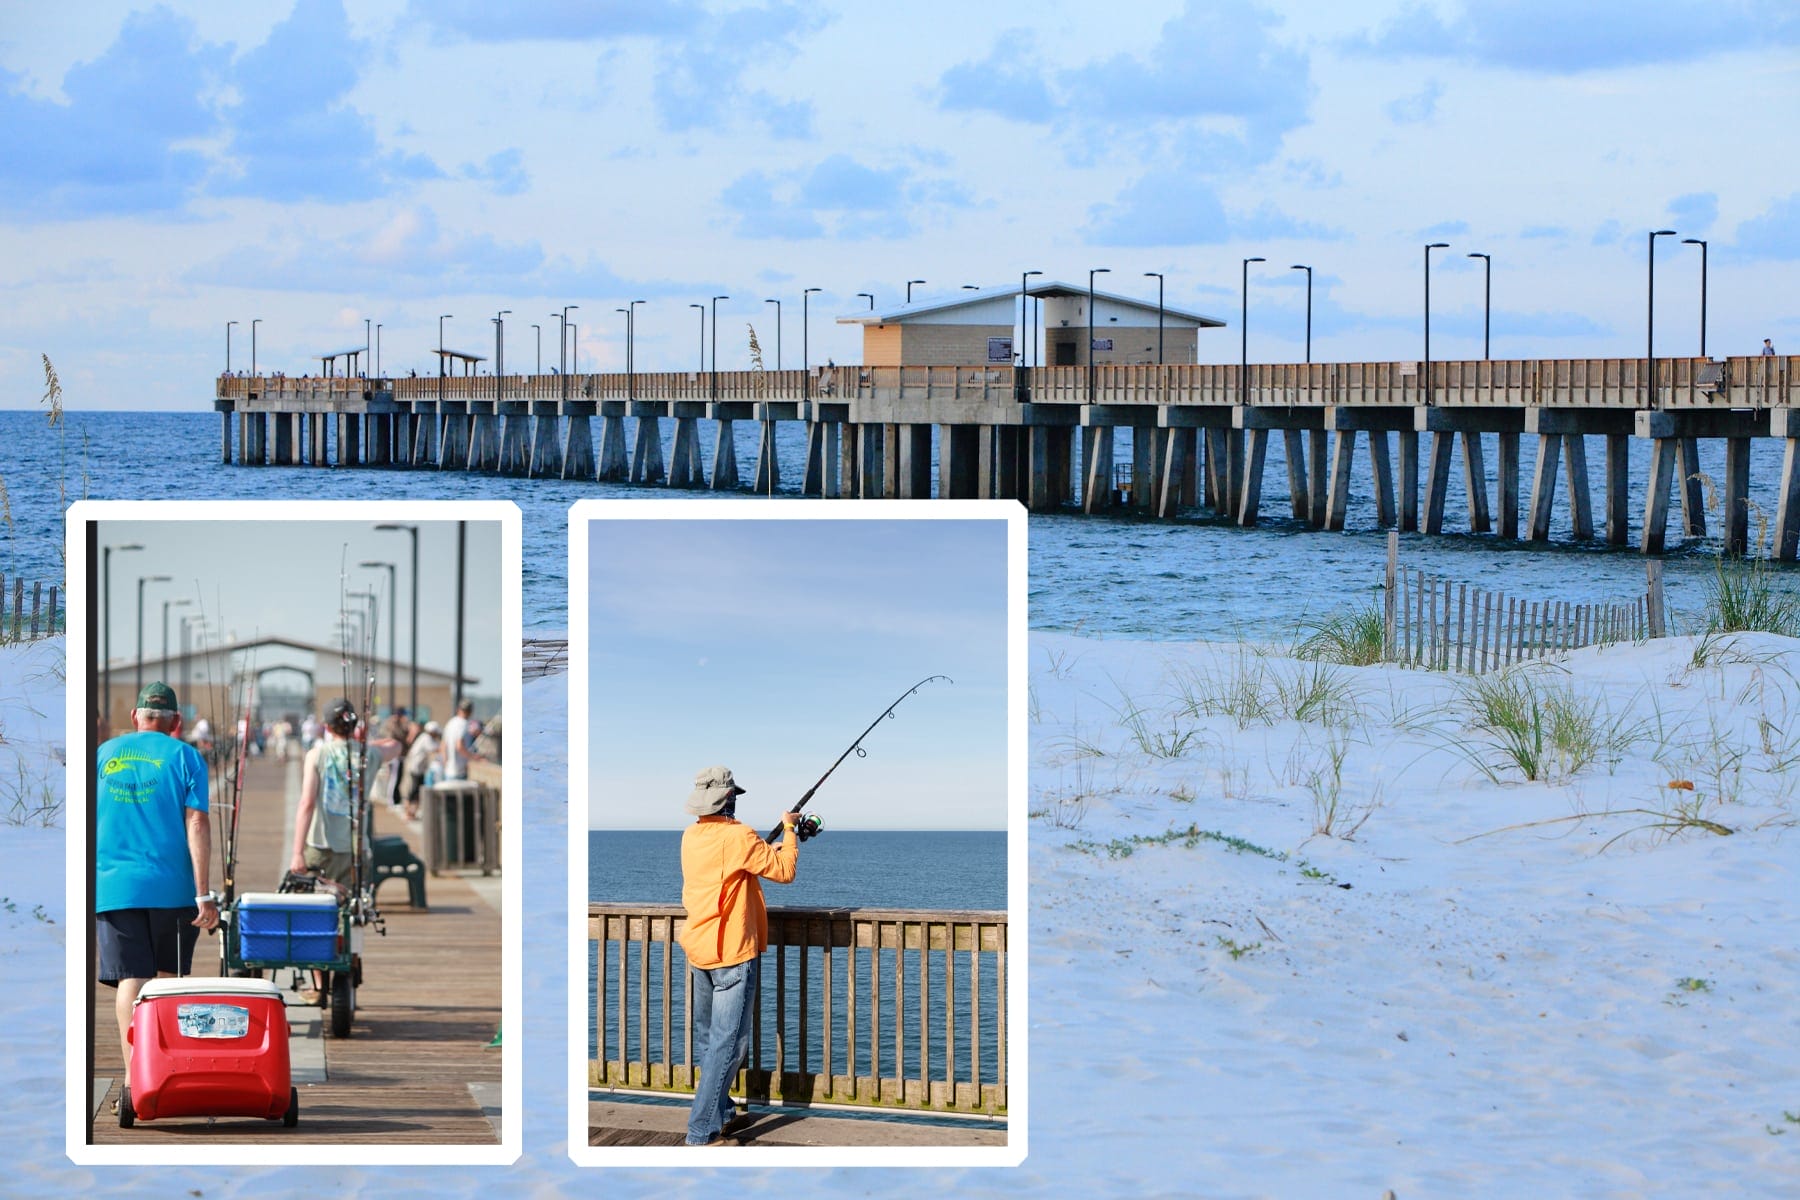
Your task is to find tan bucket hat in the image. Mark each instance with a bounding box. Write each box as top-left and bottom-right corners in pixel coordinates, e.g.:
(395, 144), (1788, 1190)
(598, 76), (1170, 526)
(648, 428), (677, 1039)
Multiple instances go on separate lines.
(685, 765), (747, 816)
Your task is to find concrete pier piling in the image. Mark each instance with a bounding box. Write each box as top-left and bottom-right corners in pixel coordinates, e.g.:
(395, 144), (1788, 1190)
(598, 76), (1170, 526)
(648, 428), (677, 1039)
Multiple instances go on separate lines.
(211, 353), (1800, 558)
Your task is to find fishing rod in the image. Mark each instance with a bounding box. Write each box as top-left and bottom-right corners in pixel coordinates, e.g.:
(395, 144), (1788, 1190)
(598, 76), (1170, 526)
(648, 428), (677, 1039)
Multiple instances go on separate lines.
(764, 674), (952, 844)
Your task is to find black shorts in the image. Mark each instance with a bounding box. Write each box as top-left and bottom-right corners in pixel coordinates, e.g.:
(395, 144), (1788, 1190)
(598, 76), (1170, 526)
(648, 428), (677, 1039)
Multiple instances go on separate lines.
(97, 907), (200, 984)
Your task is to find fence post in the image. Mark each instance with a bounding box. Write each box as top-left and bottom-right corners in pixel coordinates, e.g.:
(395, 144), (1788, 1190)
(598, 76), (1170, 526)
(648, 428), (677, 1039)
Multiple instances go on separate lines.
(1385, 531), (1398, 661)
(1646, 561), (1666, 638)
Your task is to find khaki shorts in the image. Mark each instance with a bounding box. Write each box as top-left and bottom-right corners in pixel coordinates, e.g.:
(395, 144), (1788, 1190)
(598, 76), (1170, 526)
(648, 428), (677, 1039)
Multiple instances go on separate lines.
(303, 845), (357, 888)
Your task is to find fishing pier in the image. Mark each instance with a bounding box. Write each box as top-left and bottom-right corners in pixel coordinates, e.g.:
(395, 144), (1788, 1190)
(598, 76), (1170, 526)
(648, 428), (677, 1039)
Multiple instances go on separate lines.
(215, 352), (1800, 558)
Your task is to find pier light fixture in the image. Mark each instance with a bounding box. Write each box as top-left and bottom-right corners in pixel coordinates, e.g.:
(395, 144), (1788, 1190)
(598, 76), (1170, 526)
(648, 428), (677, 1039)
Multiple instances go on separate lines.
(906, 279), (925, 304)
(1144, 273), (1165, 365)
(711, 294), (729, 400)
(359, 559), (398, 713)
(531, 324), (541, 375)
(764, 298), (782, 371)
(570, 317), (579, 376)
(135, 574), (173, 696)
(161, 598), (191, 672)
(856, 292), (875, 310)
(961, 284), (979, 290)
(1021, 270), (1042, 371)
(629, 300), (645, 382)
(1241, 257), (1265, 404)
(1088, 268), (1110, 403)
(1648, 229), (1677, 407)
(373, 522), (420, 715)
(802, 287), (822, 394)
(251, 318), (261, 378)
(690, 303), (705, 374)
(1424, 242), (1449, 404)
(1465, 253), (1490, 360)
(103, 542), (144, 724)
(1289, 265), (1313, 364)
(438, 315), (451, 403)
(376, 323), (383, 377)
(494, 310), (510, 397)
(561, 304), (579, 396)
(1681, 237), (1708, 356)
(226, 320), (237, 375)
(364, 318), (371, 376)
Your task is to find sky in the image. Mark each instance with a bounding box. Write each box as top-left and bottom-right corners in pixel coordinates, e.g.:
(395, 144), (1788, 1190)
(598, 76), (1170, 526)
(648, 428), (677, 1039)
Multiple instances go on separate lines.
(2, 1), (1795, 412)
(90, 513), (506, 713)
(584, 515), (1010, 830)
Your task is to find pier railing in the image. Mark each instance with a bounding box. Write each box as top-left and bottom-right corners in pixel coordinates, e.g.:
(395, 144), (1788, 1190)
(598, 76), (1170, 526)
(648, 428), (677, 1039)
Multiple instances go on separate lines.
(588, 903), (1007, 1115)
(224, 354), (1793, 411)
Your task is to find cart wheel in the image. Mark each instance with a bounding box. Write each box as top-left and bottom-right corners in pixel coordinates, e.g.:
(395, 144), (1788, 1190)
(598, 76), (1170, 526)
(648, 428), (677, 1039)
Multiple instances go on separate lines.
(117, 1088), (135, 1129)
(329, 971), (354, 1038)
(283, 1087), (299, 1128)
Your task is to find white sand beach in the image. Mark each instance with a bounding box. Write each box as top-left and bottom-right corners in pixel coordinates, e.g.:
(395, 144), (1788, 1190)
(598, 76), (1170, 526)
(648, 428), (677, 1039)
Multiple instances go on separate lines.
(6, 630), (1798, 1196)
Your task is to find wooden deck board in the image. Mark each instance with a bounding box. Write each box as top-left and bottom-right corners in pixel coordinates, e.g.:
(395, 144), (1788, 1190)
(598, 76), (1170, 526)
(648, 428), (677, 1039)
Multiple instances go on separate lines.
(88, 754), (502, 1146)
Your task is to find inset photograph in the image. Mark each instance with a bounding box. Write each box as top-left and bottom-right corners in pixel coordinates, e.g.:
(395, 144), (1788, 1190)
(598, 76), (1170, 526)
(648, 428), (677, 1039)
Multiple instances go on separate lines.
(568, 500), (1024, 1167)
(66, 501), (521, 1164)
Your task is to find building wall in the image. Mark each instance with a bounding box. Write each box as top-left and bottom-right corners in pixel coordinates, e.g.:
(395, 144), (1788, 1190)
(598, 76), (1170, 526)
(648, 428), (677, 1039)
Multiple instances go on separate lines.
(862, 324), (903, 366)
(899, 323), (1015, 366)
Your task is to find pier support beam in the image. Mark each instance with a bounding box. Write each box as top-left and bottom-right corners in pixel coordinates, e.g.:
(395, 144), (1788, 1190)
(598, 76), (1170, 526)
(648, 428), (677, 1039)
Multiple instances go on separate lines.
(220, 410), (232, 464)
(476, 408), (509, 473)
(1722, 436), (1752, 556)
(368, 414), (390, 466)
(802, 422), (826, 496)
(1636, 410), (1767, 553)
(897, 424), (932, 499)
(859, 422), (886, 499)
(1677, 437), (1707, 537)
(823, 421), (842, 498)
(439, 407), (470, 471)
(413, 408), (437, 467)
(1325, 430), (1356, 531)
(1605, 434), (1631, 545)
(753, 420), (779, 494)
(941, 424), (981, 500)
(629, 405), (666, 485)
(1642, 437), (1678, 555)
(1564, 435), (1594, 540)
(338, 413), (361, 467)
(274, 413), (295, 466)
(1525, 433), (1562, 541)
(1774, 410), (1800, 561)
(1238, 428), (1268, 526)
(711, 419), (740, 491)
(597, 403), (629, 482)
(1423, 430), (1455, 534)
(1283, 430), (1307, 520)
(563, 410), (596, 480)
(1394, 431), (1416, 531)
(668, 410), (704, 489)
(1308, 429), (1328, 528)
(529, 406), (563, 478)
(1081, 426), (1114, 512)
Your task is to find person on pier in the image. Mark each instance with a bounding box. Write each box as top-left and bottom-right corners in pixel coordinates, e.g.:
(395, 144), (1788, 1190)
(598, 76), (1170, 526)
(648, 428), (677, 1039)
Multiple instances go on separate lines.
(288, 698), (401, 890)
(677, 766), (801, 1146)
(95, 682), (217, 1074)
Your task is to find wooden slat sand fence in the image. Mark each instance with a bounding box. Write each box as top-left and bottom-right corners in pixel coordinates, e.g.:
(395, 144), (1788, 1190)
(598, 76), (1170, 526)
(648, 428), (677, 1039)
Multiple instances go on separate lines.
(1381, 533), (1666, 672)
(589, 903), (1007, 1116)
(0, 575), (62, 642)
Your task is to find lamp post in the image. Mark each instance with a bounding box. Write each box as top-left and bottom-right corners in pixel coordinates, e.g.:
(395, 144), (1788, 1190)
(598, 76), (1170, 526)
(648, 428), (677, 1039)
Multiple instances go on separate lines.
(136, 574), (172, 695)
(103, 542), (143, 726)
(689, 303), (705, 374)
(494, 309), (510, 405)
(161, 598), (191, 676)
(711, 294), (728, 400)
(532, 324), (541, 376)
(802, 287), (821, 395)
(856, 292), (874, 310)
(1021, 270), (1042, 369)
(251, 318), (261, 377)
(569, 316), (579, 376)
(1088, 267), (1110, 403)
(348, 589), (378, 681)
(1466, 253), (1490, 360)
(629, 300), (645, 391)
(438, 314), (451, 401)
(1424, 242), (1449, 403)
(1682, 237), (1708, 356)
(906, 279), (925, 303)
(360, 559), (397, 714)
(1648, 229), (1677, 407)
(373, 523), (419, 717)
(226, 321), (236, 374)
(764, 298), (782, 370)
(179, 613), (206, 713)
(1286, 265), (1313, 364)
(562, 304), (579, 401)
(1144, 272), (1164, 365)
(364, 317), (371, 377)
(1241, 257), (1265, 404)
(375, 323), (382, 377)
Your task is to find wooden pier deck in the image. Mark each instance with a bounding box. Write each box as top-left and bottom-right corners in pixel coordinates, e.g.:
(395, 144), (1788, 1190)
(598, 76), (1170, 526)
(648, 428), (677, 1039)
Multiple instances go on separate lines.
(214, 354), (1800, 558)
(587, 1098), (1006, 1148)
(86, 754), (502, 1145)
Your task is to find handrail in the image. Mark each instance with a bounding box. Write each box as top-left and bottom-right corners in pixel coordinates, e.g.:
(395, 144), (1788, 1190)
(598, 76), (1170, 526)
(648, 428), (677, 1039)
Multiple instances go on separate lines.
(587, 902), (1007, 1115)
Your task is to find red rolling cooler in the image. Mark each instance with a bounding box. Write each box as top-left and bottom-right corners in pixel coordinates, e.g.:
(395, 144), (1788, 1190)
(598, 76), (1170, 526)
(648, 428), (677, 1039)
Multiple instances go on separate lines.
(120, 976), (298, 1127)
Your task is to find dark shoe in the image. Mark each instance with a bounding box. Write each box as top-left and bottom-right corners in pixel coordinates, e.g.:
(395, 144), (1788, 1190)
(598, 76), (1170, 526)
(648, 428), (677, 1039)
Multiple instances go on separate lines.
(722, 1109), (755, 1135)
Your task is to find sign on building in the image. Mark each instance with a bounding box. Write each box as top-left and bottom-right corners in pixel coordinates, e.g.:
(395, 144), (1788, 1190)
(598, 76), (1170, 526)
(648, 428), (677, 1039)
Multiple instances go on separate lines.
(1091, 337), (1114, 352)
(987, 337), (1014, 363)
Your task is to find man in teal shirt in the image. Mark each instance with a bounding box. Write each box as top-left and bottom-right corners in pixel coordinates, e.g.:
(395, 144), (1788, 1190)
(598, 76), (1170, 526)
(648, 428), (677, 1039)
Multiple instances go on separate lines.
(96, 681), (216, 1069)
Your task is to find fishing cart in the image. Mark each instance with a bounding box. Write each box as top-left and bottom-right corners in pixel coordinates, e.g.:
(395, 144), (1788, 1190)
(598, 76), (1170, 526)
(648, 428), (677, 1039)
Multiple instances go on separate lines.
(221, 874), (379, 1039)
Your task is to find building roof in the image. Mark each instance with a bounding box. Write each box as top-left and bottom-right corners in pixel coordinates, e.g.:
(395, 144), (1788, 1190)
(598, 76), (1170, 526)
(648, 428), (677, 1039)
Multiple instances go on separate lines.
(836, 281), (1225, 328)
(110, 633), (476, 685)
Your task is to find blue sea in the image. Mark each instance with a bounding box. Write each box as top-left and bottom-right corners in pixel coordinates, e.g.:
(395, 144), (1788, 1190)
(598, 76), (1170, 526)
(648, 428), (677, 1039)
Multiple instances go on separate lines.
(587, 829), (1005, 1083)
(2, 408), (1786, 642)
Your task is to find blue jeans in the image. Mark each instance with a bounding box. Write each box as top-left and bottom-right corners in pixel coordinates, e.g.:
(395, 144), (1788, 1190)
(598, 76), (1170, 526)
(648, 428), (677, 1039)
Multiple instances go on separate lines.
(686, 956), (758, 1145)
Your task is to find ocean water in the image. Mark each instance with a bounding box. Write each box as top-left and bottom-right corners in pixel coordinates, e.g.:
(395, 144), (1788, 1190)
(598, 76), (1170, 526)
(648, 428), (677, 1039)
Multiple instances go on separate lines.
(1, 408), (1790, 641)
(587, 829), (1005, 1084)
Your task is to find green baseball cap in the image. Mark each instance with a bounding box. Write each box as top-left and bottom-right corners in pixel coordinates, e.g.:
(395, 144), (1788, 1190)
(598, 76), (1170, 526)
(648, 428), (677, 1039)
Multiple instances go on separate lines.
(136, 681), (179, 712)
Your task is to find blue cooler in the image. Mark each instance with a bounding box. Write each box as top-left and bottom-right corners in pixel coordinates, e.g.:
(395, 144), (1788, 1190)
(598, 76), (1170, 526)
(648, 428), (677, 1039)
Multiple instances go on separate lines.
(236, 892), (340, 963)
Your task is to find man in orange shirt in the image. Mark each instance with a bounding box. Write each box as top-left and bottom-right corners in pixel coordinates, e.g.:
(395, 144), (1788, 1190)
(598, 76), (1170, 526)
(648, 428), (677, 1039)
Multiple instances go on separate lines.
(678, 765), (801, 1146)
